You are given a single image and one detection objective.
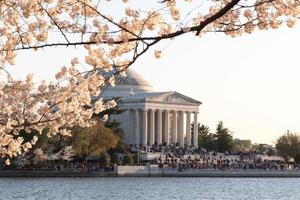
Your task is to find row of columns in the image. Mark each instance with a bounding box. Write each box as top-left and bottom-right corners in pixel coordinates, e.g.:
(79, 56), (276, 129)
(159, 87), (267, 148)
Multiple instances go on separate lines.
(132, 109), (198, 147)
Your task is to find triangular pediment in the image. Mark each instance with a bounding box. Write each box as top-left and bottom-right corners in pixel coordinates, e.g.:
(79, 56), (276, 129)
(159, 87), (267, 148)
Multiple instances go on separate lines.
(145, 91), (201, 105)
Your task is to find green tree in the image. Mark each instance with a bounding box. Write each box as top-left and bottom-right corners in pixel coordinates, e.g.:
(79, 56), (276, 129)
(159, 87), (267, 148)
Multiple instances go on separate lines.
(214, 121), (233, 153)
(251, 143), (271, 154)
(232, 139), (252, 153)
(266, 148), (275, 156)
(105, 120), (126, 153)
(197, 124), (215, 151)
(123, 152), (134, 166)
(111, 153), (122, 165)
(18, 129), (50, 151)
(98, 152), (111, 166)
(70, 118), (119, 163)
(275, 131), (300, 162)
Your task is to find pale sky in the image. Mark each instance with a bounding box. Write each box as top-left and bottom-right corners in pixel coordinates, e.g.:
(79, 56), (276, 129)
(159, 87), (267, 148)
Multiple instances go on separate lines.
(7, 20), (300, 145)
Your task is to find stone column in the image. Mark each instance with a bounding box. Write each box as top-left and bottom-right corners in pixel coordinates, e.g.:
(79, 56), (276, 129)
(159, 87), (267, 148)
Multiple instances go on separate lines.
(164, 110), (169, 145)
(172, 111), (177, 144)
(178, 111), (184, 147)
(193, 112), (198, 148)
(157, 109), (162, 145)
(124, 109), (130, 144)
(149, 109), (155, 145)
(186, 112), (191, 146)
(142, 109), (147, 145)
(134, 109), (140, 145)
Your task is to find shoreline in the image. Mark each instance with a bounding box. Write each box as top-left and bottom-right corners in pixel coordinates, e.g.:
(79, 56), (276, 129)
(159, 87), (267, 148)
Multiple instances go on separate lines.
(2, 169), (300, 178)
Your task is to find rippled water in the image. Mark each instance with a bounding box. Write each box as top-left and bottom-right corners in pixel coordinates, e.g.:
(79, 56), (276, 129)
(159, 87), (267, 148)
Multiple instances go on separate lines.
(0, 177), (300, 200)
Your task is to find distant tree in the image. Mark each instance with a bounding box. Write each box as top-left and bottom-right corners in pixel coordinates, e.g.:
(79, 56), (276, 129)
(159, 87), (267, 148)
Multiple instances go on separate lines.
(105, 120), (126, 153)
(251, 143), (267, 153)
(123, 152), (134, 166)
(250, 143), (276, 156)
(18, 129), (50, 151)
(133, 153), (139, 164)
(294, 155), (300, 164)
(275, 131), (300, 162)
(98, 152), (111, 166)
(197, 123), (215, 151)
(20, 110), (125, 165)
(266, 148), (275, 156)
(214, 121), (233, 153)
(192, 122), (233, 152)
(111, 153), (122, 165)
(70, 118), (119, 163)
(232, 139), (252, 153)
(198, 124), (210, 143)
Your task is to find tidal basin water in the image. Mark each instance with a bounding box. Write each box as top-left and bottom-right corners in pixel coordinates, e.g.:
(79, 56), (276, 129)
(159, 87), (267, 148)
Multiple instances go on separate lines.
(1, 177), (300, 200)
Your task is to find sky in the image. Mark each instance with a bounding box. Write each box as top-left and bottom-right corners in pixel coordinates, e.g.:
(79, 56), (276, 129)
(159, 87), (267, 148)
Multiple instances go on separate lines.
(6, 11), (300, 145)
(132, 24), (300, 145)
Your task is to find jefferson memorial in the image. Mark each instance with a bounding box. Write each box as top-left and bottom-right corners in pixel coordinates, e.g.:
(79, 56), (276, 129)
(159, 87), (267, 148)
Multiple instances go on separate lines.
(102, 69), (201, 147)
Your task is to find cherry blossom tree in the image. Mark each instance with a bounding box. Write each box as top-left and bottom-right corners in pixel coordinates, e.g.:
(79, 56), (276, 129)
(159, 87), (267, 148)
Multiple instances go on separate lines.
(0, 0), (299, 165)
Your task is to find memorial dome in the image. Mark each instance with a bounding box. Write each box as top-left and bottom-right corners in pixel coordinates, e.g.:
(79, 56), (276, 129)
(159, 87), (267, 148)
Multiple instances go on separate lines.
(101, 69), (154, 98)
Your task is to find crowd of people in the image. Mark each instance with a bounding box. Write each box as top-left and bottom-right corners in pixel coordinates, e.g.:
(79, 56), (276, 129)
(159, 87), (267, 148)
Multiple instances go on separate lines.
(1, 144), (297, 172)
(132, 144), (296, 171)
(0, 157), (116, 172)
(159, 153), (294, 171)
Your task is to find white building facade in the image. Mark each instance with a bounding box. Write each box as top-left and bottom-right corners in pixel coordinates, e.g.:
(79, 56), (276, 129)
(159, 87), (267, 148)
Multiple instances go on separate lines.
(102, 69), (201, 147)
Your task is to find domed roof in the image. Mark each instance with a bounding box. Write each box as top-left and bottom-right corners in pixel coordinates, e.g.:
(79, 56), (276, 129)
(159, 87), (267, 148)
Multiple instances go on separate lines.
(101, 69), (154, 98)
(115, 69), (152, 87)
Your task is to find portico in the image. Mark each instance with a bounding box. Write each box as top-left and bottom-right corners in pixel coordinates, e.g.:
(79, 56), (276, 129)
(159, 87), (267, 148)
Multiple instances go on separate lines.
(102, 69), (201, 147)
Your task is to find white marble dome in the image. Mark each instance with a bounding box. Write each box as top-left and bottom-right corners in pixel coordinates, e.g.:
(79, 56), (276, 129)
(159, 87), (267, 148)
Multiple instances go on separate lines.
(101, 69), (154, 98)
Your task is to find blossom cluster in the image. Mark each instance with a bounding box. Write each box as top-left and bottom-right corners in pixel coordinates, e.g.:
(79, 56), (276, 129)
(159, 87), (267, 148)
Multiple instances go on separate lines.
(0, 60), (116, 164)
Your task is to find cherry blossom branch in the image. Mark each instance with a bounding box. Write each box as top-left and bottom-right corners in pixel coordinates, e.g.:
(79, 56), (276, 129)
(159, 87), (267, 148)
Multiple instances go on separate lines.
(1, 0), (243, 52)
(37, 2), (71, 44)
(195, 0), (240, 35)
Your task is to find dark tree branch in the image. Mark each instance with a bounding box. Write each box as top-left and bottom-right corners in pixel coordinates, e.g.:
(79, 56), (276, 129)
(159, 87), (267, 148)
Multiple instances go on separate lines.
(38, 2), (71, 44)
(2, 0), (242, 52)
(77, 0), (142, 41)
(195, 0), (240, 35)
